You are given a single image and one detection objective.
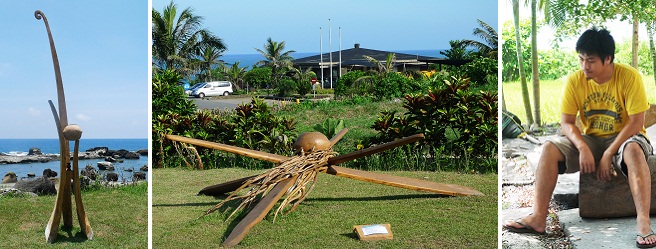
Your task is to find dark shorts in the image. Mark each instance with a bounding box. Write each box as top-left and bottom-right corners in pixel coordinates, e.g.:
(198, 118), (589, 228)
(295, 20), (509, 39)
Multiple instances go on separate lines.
(547, 134), (653, 176)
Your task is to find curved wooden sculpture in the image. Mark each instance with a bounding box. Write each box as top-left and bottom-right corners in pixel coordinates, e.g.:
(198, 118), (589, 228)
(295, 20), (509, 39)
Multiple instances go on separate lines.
(37, 10), (93, 243)
(166, 129), (483, 247)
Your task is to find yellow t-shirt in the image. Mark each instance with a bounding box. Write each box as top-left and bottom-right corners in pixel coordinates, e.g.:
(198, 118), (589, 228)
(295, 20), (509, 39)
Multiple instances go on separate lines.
(561, 63), (649, 137)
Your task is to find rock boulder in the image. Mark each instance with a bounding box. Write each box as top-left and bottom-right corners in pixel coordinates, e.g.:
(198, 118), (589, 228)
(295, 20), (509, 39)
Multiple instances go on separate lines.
(97, 161), (114, 171)
(43, 168), (58, 178)
(14, 176), (56, 196)
(28, 147), (42, 156)
(106, 172), (118, 182)
(2, 172), (17, 184)
(133, 172), (146, 181)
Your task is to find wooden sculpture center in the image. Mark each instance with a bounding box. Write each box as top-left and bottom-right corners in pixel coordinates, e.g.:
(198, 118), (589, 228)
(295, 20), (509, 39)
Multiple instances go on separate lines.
(292, 132), (331, 152)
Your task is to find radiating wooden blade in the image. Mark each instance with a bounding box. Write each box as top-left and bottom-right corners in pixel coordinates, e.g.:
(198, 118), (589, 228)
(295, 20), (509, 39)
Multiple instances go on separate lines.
(166, 135), (287, 164)
(324, 166), (484, 196)
(198, 175), (256, 196)
(222, 176), (297, 247)
(329, 128), (348, 147)
(328, 134), (424, 165)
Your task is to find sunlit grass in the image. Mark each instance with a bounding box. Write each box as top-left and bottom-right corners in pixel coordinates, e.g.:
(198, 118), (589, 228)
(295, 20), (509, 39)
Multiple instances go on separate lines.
(503, 76), (656, 125)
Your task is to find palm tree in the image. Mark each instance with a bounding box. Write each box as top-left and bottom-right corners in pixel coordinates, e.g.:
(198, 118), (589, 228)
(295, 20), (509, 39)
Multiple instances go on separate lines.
(512, 0), (534, 124)
(223, 62), (248, 92)
(192, 46), (224, 82)
(353, 53), (397, 92)
(152, 1), (226, 77)
(441, 40), (472, 60)
(254, 37), (296, 89)
(458, 19), (498, 59)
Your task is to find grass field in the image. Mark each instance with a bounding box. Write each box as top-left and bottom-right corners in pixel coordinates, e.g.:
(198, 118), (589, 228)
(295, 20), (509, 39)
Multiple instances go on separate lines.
(503, 76), (656, 125)
(0, 182), (147, 248)
(152, 168), (497, 249)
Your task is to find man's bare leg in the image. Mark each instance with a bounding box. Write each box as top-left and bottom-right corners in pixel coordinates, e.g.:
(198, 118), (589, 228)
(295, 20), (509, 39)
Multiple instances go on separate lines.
(623, 143), (656, 246)
(504, 142), (565, 233)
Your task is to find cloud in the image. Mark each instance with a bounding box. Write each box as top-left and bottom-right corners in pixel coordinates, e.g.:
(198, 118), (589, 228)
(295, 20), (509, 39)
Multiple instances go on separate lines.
(28, 107), (41, 117)
(76, 113), (92, 121)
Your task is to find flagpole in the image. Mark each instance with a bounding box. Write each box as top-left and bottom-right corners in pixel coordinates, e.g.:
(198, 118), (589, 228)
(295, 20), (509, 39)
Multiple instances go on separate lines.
(320, 27), (323, 87)
(339, 27), (342, 78)
(329, 18), (333, 89)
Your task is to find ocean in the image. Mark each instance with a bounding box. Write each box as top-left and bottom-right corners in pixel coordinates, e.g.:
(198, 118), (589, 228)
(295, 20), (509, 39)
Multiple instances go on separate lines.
(221, 49), (447, 69)
(0, 138), (148, 183)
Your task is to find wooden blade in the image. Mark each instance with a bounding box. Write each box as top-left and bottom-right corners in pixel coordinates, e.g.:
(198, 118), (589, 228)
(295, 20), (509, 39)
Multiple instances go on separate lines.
(325, 166), (484, 196)
(329, 128), (348, 147)
(72, 140), (93, 239)
(198, 175), (257, 196)
(328, 134), (424, 165)
(165, 135), (287, 164)
(222, 176), (297, 247)
(45, 100), (67, 243)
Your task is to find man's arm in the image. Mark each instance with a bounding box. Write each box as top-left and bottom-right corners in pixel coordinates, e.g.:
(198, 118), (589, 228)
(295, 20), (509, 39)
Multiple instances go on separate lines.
(561, 113), (596, 174)
(596, 112), (645, 181)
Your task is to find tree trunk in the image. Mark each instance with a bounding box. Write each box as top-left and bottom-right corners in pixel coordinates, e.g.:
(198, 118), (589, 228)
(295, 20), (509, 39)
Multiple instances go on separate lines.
(513, 0), (534, 124)
(531, 0), (541, 126)
(632, 15), (639, 68)
(649, 21), (656, 86)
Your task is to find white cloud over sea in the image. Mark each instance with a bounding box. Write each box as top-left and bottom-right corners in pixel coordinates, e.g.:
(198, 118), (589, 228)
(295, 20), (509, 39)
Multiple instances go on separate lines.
(27, 107), (41, 117)
(75, 113), (91, 121)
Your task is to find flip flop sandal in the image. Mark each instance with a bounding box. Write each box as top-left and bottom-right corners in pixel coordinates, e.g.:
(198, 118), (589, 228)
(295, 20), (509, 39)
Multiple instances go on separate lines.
(637, 231), (656, 248)
(503, 219), (546, 235)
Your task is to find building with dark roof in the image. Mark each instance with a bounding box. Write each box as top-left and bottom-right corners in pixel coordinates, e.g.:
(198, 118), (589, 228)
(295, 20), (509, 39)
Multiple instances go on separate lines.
(292, 43), (470, 87)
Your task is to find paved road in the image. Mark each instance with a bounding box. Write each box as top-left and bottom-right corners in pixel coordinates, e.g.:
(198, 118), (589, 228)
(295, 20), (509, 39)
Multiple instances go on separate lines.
(190, 97), (280, 110)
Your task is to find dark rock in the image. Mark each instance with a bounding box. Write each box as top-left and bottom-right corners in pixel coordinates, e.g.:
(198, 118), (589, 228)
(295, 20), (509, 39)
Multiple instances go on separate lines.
(81, 165), (98, 180)
(2, 172), (17, 183)
(86, 147), (109, 156)
(106, 172), (118, 182)
(124, 152), (140, 159)
(43, 168), (58, 178)
(579, 155), (656, 218)
(97, 162), (115, 171)
(28, 147), (43, 156)
(27, 173), (36, 178)
(14, 176), (56, 195)
(124, 168), (133, 172)
(133, 172), (146, 181)
(104, 156), (116, 163)
(0, 154), (59, 164)
(140, 165), (148, 171)
(136, 149), (148, 156)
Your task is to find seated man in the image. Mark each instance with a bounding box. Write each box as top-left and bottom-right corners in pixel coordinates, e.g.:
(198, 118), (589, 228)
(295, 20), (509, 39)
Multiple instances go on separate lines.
(503, 27), (654, 248)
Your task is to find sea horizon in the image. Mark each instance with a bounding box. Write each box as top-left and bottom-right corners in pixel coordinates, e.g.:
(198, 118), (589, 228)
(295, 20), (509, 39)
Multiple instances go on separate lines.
(0, 138), (148, 155)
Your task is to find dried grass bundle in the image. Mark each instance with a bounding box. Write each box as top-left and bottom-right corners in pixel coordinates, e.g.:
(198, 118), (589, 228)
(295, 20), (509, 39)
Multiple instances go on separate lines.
(200, 149), (337, 222)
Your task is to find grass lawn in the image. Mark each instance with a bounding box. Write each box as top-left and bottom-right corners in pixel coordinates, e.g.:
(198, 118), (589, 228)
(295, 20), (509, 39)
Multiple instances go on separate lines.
(503, 76), (656, 125)
(0, 182), (147, 248)
(152, 168), (497, 249)
(276, 99), (406, 154)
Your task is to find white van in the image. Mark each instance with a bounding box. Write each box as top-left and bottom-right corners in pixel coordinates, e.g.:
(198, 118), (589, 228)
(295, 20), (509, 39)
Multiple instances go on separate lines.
(191, 81), (233, 98)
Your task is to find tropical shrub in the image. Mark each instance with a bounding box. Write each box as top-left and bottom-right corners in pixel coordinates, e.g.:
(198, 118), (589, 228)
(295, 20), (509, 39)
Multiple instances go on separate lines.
(153, 98), (297, 169)
(460, 56), (497, 86)
(276, 78), (297, 97)
(313, 118), (345, 139)
(152, 69), (196, 118)
(334, 70), (368, 97)
(366, 76), (497, 173)
(244, 67), (272, 89)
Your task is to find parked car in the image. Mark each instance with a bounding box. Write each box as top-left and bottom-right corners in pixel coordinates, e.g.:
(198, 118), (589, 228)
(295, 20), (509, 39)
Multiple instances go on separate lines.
(185, 83), (203, 96)
(191, 81), (233, 98)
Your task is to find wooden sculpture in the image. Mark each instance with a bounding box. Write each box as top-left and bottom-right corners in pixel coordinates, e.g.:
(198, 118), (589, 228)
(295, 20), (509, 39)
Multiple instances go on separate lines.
(36, 10), (93, 243)
(166, 128), (483, 247)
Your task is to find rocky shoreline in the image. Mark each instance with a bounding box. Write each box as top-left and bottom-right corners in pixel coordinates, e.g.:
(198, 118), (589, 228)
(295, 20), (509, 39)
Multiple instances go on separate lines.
(0, 147), (148, 164)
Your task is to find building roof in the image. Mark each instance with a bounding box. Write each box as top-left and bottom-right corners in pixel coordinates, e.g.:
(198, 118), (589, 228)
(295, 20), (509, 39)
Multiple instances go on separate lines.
(292, 44), (439, 67)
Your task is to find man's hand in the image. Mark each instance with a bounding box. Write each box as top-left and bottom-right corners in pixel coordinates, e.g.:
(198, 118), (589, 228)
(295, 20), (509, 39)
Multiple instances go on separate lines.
(578, 146), (596, 174)
(596, 152), (613, 182)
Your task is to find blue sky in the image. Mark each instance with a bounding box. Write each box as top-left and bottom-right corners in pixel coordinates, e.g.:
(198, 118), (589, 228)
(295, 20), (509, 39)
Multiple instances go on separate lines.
(152, 0), (498, 55)
(0, 1), (148, 139)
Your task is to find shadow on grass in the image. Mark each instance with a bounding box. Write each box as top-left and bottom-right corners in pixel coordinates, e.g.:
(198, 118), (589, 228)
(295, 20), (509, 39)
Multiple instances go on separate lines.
(53, 227), (89, 244)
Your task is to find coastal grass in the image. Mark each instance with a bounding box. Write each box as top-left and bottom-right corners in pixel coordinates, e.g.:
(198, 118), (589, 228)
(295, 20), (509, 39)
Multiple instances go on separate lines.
(152, 168), (497, 249)
(503, 76), (656, 125)
(0, 182), (147, 248)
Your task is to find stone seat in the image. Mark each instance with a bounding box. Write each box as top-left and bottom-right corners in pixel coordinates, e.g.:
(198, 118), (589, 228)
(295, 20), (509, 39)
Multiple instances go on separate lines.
(579, 155), (656, 218)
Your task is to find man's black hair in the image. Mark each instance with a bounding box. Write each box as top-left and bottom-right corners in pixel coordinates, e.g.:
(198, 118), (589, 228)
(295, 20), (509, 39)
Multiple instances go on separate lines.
(576, 27), (615, 64)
